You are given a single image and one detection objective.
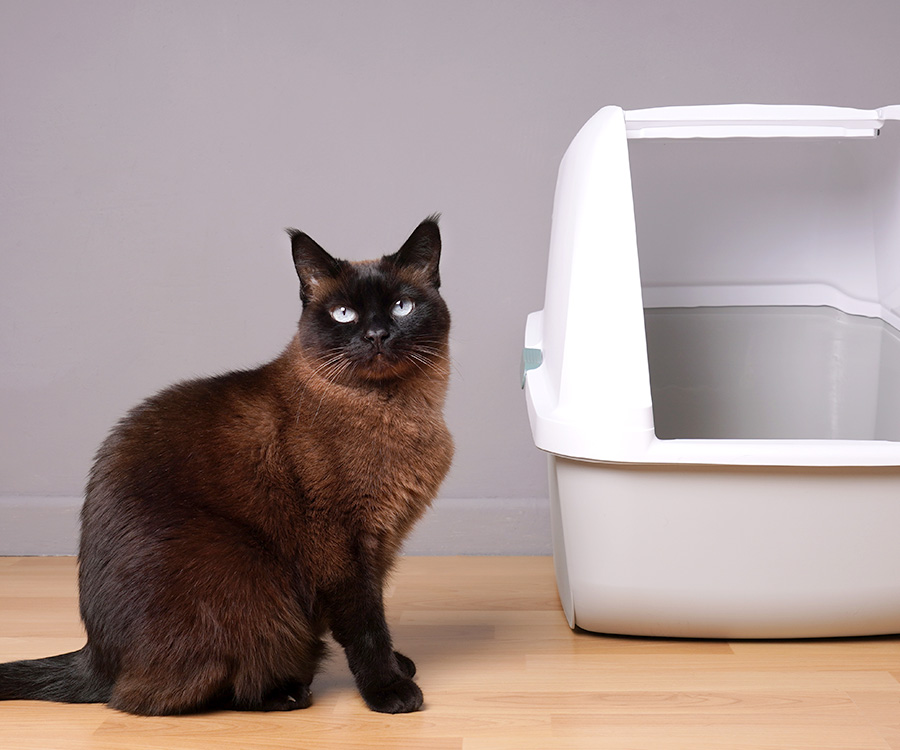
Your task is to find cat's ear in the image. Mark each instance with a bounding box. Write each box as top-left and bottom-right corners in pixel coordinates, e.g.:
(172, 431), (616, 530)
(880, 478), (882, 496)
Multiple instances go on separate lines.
(287, 229), (345, 304)
(387, 215), (442, 288)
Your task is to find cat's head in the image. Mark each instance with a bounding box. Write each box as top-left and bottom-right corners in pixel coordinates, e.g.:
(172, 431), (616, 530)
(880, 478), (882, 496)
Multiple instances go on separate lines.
(287, 216), (450, 383)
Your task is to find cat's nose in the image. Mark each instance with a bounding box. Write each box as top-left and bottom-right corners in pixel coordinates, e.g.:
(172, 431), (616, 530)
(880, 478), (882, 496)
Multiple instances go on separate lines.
(365, 327), (389, 345)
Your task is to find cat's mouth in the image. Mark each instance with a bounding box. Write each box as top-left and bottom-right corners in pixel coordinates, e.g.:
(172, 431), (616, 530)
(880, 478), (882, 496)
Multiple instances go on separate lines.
(358, 349), (405, 379)
(315, 342), (430, 384)
(348, 342), (423, 382)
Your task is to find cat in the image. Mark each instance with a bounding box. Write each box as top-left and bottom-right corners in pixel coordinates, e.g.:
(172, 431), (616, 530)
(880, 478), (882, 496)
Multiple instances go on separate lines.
(0, 217), (453, 715)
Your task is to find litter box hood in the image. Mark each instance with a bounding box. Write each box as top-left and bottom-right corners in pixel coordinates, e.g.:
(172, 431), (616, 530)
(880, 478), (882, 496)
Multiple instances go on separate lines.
(523, 103), (900, 467)
(524, 103), (900, 638)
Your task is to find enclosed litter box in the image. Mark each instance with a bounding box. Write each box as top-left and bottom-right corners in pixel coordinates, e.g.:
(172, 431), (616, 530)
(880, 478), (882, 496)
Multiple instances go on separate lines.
(522, 104), (900, 638)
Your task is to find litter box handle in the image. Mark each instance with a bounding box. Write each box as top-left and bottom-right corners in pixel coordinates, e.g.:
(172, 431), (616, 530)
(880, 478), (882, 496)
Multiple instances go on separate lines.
(624, 104), (900, 139)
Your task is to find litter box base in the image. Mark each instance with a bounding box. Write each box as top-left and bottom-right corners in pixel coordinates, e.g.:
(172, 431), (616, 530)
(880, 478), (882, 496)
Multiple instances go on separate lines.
(550, 455), (900, 639)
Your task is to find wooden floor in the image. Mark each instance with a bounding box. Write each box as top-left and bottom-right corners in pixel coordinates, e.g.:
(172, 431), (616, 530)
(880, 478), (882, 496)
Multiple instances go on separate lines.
(1, 556), (899, 750)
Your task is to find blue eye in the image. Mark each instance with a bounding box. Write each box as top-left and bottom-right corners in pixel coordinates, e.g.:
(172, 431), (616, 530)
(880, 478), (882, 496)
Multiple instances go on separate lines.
(392, 298), (415, 318)
(330, 306), (358, 324)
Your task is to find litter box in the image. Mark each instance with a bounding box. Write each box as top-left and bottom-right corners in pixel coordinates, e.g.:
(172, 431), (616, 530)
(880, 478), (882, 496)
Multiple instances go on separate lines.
(522, 104), (900, 638)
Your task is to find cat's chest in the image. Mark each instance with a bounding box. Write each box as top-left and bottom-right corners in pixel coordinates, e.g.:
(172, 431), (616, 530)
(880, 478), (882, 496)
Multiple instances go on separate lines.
(298, 389), (451, 505)
(336, 393), (446, 480)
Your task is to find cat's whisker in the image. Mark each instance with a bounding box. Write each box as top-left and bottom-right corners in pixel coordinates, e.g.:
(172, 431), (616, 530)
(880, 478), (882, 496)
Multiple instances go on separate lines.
(307, 350), (350, 386)
(408, 346), (455, 372)
(413, 344), (461, 378)
(294, 349), (350, 425)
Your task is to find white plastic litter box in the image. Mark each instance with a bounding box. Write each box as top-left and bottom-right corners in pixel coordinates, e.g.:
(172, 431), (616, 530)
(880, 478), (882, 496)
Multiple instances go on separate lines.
(522, 104), (900, 638)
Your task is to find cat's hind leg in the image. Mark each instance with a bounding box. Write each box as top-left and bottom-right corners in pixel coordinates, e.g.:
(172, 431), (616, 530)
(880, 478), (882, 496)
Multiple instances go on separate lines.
(226, 635), (326, 712)
(111, 647), (324, 715)
(108, 659), (231, 716)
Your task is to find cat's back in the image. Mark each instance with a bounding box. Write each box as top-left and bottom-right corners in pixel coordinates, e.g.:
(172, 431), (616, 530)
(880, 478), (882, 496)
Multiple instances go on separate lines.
(84, 365), (288, 519)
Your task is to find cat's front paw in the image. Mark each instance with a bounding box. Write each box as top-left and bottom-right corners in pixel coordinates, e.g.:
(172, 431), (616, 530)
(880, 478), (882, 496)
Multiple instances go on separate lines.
(362, 677), (424, 714)
(394, 651), (416, 679)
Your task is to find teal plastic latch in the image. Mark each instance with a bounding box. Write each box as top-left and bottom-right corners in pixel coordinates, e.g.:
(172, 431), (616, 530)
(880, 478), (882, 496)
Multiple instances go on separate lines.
(520, 347), (543, 388)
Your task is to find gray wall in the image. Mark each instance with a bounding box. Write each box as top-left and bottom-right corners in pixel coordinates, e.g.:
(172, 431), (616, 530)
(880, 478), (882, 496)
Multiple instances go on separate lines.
(3, 0), (900, 554)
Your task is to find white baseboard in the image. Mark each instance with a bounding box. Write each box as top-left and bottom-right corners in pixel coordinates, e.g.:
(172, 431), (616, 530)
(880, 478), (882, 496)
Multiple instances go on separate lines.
(0, 496), (551, 556)
(0, 496), (83, 556)
(402, 496), (551, 555)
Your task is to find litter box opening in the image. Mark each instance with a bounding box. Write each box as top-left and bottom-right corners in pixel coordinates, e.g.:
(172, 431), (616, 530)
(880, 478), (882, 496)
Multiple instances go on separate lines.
(644, 305), (900, 441)
(627, 128), (900, 444)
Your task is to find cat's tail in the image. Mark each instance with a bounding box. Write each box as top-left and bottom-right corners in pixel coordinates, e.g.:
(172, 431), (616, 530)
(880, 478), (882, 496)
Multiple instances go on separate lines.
(0, 647), (112, 704)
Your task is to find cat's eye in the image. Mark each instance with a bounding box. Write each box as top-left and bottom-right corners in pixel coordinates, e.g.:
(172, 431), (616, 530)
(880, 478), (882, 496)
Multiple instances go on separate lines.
(330, 306), (358, 324)
(392, 298), (415, 318)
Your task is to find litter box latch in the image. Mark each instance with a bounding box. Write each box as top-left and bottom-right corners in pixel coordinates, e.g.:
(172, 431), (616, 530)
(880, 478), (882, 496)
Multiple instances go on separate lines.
(520, 347), (543, 388)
